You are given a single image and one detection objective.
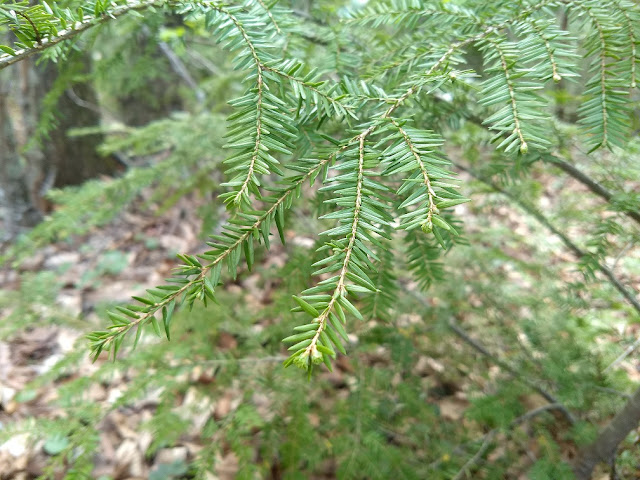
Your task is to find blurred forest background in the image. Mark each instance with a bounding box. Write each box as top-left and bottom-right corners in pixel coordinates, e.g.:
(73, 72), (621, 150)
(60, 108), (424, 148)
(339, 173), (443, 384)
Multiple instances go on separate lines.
(0, 0), (640, 479)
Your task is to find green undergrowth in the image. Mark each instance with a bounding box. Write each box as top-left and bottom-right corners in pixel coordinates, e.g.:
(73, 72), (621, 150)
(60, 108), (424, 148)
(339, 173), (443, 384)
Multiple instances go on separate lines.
(4, 224), (638, 478)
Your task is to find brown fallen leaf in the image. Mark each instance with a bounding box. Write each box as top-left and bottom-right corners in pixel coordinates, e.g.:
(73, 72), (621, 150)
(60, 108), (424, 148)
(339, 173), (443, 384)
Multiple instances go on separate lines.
(438, 397), (469, 422)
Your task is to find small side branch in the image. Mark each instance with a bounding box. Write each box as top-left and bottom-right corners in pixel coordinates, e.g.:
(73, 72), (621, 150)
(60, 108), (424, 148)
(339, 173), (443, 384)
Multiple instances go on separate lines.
(452, 403), (569, 479)
(487, 37), (528, 153)
(616, 3), (637, 88)
(545, 156), (640, 227)
(255, 0), (281, 34)
(448, 320), (577, 424)
(454, 161), (640, 317)
(0, 0), (166, 70)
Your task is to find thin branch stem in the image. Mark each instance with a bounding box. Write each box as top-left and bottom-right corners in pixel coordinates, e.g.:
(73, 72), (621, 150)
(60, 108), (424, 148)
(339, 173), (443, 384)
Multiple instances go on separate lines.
(452, 404), (568, 480)
(448, 319), (577, 424)
(452, 430), (497, 480)
(545, 156), (640, 226)
(0, 0), (167, 70)
(454, 161), (640, 320)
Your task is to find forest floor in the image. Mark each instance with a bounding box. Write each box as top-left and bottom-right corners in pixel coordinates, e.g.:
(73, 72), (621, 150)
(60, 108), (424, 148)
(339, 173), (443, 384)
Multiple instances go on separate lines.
(0, 165), (638, 479)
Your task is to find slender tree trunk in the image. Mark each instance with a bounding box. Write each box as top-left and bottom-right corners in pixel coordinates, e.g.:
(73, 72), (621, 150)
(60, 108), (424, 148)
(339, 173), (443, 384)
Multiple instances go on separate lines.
(573, 386), (640, 480)
(0, 57), (45, 240)
(0, 48), (116, 242)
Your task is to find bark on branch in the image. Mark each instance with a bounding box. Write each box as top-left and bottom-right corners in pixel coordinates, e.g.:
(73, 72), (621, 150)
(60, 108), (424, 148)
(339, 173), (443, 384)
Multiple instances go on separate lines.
(573, 386), (640, 480)
(544, 155), (640, 227)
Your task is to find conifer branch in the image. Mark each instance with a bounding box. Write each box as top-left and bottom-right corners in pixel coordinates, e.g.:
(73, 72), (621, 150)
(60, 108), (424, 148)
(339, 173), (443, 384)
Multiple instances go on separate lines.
(584, 7), (609, 149)
(481, 37), (532, 154)
(262, 62), (354, 116)
(47, 0), (637, 379)
(235, 66), (263, 205)
(389, 119), (438, 231)
(304, 136), (365, 364)
(526, 20), (563, 82)
(0, 0), (166, 70)
(89, 153), (336, 360)
(368, 0), (553, 80)
(255, 0), (281, 34)
(217, 6), (266, 208)
(616, 2), (638, 88)
(284, 1), (561, 371)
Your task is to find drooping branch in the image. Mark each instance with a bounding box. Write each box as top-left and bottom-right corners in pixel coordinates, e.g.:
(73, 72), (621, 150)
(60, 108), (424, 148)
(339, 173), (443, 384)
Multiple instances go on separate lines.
(544, 155), (640, 227)
(303, 136), (366, 364)
(453, 161), (640, 316)
(283, 0), (564, 371)
(90, 153), (336, 359)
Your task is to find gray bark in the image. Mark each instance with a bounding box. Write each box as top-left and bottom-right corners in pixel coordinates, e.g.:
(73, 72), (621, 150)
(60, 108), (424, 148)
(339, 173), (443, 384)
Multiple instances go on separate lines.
(0, 59), (45, 240)
(573, 386), (640, 480)
(0, 51), (116, 242)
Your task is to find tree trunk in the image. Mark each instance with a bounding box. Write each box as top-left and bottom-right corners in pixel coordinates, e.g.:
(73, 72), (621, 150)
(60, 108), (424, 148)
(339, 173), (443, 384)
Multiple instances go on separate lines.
(0, 50), (116, 242)
(0, 58), (45, 240)
(573, 385), (640, 479)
